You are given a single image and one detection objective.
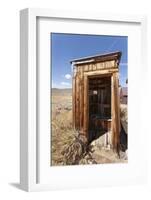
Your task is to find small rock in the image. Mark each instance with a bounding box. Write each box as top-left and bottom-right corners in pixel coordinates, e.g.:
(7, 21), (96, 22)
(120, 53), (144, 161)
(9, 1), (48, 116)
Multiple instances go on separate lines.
(119, 150), (128, 160)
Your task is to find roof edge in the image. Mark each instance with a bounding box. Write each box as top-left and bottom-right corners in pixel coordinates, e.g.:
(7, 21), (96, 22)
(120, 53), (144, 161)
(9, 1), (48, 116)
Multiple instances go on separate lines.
(70, 51), (122, 65)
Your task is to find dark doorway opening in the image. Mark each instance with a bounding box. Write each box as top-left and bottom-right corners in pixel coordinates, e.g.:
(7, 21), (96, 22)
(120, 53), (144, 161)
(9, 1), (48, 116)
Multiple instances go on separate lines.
(88, 76), (111, 142)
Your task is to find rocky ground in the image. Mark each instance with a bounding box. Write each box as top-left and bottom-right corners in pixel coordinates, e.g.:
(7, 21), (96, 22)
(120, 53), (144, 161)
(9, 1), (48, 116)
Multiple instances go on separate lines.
(61, 133), (128, 165)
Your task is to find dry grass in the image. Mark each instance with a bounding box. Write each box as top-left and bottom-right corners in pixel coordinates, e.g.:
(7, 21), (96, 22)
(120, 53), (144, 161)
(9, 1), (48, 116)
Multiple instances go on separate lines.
(51, 92), (75, 166)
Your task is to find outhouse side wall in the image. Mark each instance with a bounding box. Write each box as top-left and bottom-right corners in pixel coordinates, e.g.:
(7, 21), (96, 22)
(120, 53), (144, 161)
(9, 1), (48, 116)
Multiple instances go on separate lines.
(72, 65), (85, 133)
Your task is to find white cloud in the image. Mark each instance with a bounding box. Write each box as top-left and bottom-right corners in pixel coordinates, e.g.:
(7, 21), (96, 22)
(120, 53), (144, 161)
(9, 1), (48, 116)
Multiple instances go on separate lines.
(60, 81), (72, 88)
(61, 82), (71, 86)
(65, 74), (71, 79)
(52, 79), (71, 89)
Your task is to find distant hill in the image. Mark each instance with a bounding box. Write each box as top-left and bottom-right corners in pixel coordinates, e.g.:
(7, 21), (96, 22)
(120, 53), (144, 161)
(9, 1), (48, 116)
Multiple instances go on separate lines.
(52, 88), (72, 96)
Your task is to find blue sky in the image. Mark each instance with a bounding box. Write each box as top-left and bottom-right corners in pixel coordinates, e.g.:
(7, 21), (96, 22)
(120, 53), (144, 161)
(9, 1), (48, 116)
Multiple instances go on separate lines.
(51, 33), (128, 88)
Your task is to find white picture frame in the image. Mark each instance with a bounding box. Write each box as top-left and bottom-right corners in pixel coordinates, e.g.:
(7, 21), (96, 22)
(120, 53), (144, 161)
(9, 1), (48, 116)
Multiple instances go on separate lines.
(20, 8), (147, 192)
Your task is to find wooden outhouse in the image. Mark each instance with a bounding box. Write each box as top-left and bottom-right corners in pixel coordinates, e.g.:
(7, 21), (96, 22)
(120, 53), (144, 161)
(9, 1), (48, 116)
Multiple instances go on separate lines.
(71, 51), (121, 151)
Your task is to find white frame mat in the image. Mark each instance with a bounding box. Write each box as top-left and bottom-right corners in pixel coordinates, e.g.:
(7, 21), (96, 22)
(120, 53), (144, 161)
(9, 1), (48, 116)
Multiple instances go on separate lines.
(20, 8), (147, 191)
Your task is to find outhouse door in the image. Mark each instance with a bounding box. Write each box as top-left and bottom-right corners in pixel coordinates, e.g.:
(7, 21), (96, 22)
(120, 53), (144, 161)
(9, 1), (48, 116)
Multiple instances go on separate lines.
(88, 75), (111, 142)
(83, 72), (120, 150)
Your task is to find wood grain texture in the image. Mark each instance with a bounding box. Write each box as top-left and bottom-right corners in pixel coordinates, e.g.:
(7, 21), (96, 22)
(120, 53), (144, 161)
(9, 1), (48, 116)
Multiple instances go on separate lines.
(72, 76), (76, 129)
(83, 75), (88, 138)
(112, 72), (120, 152)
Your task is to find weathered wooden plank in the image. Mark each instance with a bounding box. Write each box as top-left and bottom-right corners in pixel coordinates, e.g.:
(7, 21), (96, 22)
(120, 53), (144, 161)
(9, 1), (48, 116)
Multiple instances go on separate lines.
(79, 67), (84, 132)
(74, 74), (77, 129)
(83, 75), (88, 139)
(111, 74), (115, 149)
(96, 62), (103, 70)
(96, 63), (100, 70)
(93, 63), (97, 71)
(81, 68), (84, 133)
(111, 72), (120, 152)
(72, 76), (76, 129)
(102, 60), (115, 69)
(75, 72), (80, 130)
(84, 68), (118, 77)
(75, 72), (78, 129)
(111, 60), (115, 68)
(89, 64), (92, 71)
(84, 64), (88, 72)
(115, 72), (121, 151)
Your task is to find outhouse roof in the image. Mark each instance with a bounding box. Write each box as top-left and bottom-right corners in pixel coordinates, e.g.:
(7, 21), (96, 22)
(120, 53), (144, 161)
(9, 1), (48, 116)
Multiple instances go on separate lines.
(70, 51), (121, 65)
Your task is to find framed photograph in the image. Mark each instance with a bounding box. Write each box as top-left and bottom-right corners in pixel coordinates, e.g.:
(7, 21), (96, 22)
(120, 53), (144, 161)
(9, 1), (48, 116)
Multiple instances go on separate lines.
(20, 8), (147, 191)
